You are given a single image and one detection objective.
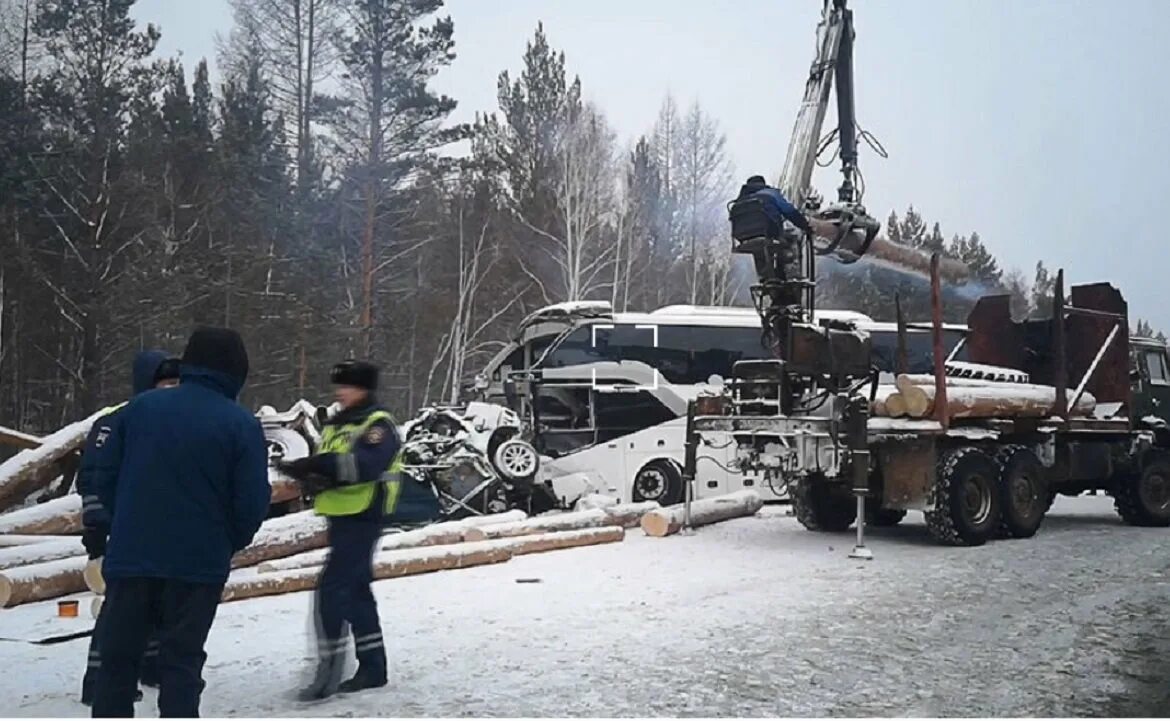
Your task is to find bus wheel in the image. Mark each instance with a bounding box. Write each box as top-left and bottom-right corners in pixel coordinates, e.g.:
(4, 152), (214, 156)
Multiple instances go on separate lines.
(632, 461), (683, 505)
(995, 446), (1047, 539)
(1115, 453), (1170, 527)
(925, 447), (1000, 546)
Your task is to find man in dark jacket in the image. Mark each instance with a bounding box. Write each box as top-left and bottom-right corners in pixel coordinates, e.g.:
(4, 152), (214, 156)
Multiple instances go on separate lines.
(78, 350), (180, 706)
(90, 327), (271, 718)
(278, 360), (403, 701)
(737, 174), (814, 235)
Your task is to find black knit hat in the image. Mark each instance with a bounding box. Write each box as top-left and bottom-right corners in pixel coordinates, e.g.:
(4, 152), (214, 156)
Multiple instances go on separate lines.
(331, 360), (378, 391)
(182, 327), (249, 385)
(154, 356), (181, 384)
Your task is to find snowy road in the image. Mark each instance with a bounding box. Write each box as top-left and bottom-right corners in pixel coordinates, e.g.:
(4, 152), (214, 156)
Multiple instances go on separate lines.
(4, 495), (1170, 717)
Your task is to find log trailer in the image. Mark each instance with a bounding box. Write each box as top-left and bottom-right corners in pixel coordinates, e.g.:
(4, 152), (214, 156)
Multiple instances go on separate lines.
(682, 0), (1170, 550)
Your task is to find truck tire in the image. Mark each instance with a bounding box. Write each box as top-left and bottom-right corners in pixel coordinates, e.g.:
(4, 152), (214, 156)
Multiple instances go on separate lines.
(1114, 454), (1170, 527)
(865, 507), (907, 527)
(792, 475), (855, 532)
(632, 460), (683, 506)
(995, 445), (1048, 539)
(925, 447), (1001, 546)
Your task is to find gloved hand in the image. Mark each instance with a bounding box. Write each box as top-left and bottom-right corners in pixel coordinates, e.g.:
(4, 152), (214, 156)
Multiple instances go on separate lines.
(81, 528), (107, 560)
(276, 457), (316, 480)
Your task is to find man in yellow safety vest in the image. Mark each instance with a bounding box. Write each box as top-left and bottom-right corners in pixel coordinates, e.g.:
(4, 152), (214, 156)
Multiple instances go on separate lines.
(278, 360), (403, 701)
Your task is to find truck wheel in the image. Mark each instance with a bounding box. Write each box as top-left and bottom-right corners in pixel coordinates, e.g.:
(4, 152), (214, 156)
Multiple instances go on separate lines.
(632, 460), (683, 506)
(791, 475), (855, 532)
(865, 507), (907, 527)
(925, 447), (1001, 546)
(996, 446), (1048, 539)
(1114, 454), (1170, 527)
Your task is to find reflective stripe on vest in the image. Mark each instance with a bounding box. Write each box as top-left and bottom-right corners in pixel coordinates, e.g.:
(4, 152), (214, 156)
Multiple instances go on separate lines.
(99, 401), (127, 418)
(313, 409), (404, 517)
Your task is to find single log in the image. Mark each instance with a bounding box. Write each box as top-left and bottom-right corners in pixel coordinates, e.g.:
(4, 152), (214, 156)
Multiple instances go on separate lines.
(84, 558), (105, 594)
(0, 495), (82, 535)
(223, 540), (514, 603)
(895, 380), (932, 419)
(230, 510), (327, 569)
(807, 220), (971, 283)
(498, 526), (624, 556)
(900, 383), (1097, 420)
(0, 537), (84, 571)
(573, 493), (618, 511)
(256, 510), (529, 573)
(869, 385), (899, 417)
(598, 502), (661, 529)
(884, 393), (908, 418)
(0, 555), (88, 608)
(0, 534), (78, 548)
(0, 425), (42, 451)
(640, 490), (764, 538)
(0, 410), (107, 512)
(463, 508), (610, 542)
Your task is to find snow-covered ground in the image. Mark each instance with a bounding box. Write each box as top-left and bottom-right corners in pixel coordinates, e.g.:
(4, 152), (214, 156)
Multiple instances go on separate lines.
(4, 495), (1169, 717)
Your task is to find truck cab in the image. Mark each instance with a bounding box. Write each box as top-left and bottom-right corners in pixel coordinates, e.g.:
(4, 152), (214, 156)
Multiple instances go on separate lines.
(1130, 336), (1170, 430)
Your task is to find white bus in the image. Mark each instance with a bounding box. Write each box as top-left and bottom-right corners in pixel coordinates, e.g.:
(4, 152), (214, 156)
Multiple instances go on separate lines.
(468, 302), (967, 507)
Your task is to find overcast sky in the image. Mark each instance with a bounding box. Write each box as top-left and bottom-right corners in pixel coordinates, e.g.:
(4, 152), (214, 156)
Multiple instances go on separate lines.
(133, 0), (1170, 330)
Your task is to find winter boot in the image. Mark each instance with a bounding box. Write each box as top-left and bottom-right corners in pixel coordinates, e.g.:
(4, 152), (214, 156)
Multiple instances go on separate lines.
(296, 650), (346, 702)
(338, 666), (387, 694)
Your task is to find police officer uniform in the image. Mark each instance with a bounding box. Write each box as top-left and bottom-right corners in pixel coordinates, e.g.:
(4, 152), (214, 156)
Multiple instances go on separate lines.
(279, 360), (404, 701)
(78, 352), (179, 706)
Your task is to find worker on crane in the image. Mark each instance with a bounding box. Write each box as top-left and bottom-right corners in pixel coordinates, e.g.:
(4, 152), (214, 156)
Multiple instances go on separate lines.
(736, 175), (814, 237)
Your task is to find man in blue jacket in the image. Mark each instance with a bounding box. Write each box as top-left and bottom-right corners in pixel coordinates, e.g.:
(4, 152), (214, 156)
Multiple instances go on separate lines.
(737, 175), (815, 236)
(90, 327), (271, 718)
(78, 350), (180, 706)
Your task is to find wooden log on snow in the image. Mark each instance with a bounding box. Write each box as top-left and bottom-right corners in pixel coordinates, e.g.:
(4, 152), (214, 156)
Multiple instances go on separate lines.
(895, 380), (1097, 420)
(0, 410), (106, 512)
(462, 508), (610, 542)
(0, 537), (84, 571)
(255, 510), (529, 574)
(0, 534), (78, 548)
(599, 502), (661, 529)
(0, 425), (42, 451)
(640, 490), (764, 538)
(0, 555), (88, 608)
(223, 540), (514, 603)
(869, 385), (899, 417)
(0, 495), (82, 535)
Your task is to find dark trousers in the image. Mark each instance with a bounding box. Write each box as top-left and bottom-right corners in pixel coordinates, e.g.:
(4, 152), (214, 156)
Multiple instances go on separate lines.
(92, 578), (223, 718)
(82, 605), (160, 701)
(313, 516), (386, 679)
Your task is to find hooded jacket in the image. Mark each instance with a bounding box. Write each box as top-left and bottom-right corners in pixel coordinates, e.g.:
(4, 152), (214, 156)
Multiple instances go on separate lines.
(77, 350), (172, 532)
(95, 330), (270, 585)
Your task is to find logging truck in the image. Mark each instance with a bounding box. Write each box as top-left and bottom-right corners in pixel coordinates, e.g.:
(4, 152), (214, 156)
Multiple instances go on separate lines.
(687, 275), (1170, 546)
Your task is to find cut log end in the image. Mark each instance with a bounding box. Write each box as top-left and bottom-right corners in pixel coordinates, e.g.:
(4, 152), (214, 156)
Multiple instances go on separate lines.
(84, 558), (104, 595)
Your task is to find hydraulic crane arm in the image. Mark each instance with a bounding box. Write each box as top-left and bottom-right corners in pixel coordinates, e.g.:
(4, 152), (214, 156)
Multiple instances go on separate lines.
(777, 0), (861, 209)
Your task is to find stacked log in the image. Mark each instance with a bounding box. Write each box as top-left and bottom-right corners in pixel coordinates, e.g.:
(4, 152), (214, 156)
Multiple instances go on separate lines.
(891, 374), (1095, 420)
(0, 555), (89, 608)
(0, 537), (84, 571)
(0, 534), (78, 548)
(224, 527), (625, 603)
(462, 508), (610, 542)
(640, 490), (764, 538)
(256, 511), (527, 574)
(0, 410), (105, 512)
(0, 495), (82, 535)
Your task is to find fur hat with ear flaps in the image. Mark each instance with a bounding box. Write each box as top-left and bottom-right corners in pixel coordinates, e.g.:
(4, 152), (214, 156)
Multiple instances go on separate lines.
(331, 360), (379, 391)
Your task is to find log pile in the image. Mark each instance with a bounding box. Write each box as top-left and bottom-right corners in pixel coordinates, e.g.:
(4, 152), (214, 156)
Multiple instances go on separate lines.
(0, 491), (744, 609)
(871, 373), (1096, 421)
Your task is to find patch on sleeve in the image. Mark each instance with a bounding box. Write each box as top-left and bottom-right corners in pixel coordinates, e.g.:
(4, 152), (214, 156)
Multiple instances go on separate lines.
(95, 425), (112, 448)
(363, 425), (386, 445)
